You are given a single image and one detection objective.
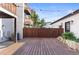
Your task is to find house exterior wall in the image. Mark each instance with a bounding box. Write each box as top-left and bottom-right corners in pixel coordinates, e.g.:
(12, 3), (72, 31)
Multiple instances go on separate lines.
(0, 18), (14, 42)
(0, 18), (3, 42)
(52, 13), (79, 38)
(16, 3), (23, 40)
(0, 3), (17, 42)
(0, 3), (24, 42)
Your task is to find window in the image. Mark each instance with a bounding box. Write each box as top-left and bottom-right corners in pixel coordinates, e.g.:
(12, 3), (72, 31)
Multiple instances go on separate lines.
(65, 21), (70, 32)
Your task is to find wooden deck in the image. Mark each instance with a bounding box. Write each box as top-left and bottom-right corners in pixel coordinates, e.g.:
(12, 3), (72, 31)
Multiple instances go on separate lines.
(14, 38), (79, 55)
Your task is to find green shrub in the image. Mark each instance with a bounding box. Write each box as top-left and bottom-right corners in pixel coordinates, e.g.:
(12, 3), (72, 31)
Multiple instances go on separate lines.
(62, 32), (76, 40)
(62, 32), (79, 42)
(75, 38), (79, 42)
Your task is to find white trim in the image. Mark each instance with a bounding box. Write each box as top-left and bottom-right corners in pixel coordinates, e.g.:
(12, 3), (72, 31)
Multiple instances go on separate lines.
(0, 7), (17, 18)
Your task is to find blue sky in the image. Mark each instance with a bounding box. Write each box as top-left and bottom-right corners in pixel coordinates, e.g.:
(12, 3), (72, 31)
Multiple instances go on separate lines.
(28, 3), (79, 22)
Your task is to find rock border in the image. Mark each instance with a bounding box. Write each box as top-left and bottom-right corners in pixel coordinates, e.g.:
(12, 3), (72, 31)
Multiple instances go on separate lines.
(57, 36), (79, 51)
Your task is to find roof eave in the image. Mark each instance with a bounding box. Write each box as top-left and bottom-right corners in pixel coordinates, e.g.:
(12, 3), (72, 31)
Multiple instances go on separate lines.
(51, 9), (79, 25)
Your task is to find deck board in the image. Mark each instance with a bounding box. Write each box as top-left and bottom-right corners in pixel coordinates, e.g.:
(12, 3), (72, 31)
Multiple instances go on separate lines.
(14, 38), (79, 55)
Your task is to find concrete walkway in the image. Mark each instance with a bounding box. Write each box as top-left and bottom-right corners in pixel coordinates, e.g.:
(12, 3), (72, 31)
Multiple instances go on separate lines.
(0, 42), (24, 55)
(13, 38), (79, 55)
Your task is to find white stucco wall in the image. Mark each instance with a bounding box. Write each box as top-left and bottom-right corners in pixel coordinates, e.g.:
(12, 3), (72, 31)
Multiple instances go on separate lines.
(16, 3), (23, 40)
(0, 18), (2, 42)
(0, 18), (14, 42)
(52, 13), (79, 38)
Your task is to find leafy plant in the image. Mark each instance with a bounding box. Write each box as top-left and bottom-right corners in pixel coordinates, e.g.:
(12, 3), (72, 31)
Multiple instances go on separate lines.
(40, 19), (47, 28)
(62, 32), (76, 40)
(75, 38), (79, 42)
(29, 10), (47, 28)
(29, 10), (39, 27)
(62, 32), (79, 42)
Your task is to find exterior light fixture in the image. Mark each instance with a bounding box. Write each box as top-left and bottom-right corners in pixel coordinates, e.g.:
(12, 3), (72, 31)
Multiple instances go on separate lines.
(71, 20), (74, 24)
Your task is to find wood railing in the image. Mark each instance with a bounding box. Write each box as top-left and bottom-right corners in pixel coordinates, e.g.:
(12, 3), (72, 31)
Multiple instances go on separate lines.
(0, 3), (17, 15)
(23, 28), (64, 38)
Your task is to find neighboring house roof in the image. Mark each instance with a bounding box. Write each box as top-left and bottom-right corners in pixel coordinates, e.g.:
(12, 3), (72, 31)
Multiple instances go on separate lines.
(43, 22), (52, 28)
(24, 4), (31, 15)
(12, 3), (17, 7)
(24, 19), (33, 25)
(51, 9), (79, 24)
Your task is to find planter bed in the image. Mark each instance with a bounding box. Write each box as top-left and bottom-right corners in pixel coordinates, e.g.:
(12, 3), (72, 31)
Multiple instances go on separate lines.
(57, 36), (79, 51)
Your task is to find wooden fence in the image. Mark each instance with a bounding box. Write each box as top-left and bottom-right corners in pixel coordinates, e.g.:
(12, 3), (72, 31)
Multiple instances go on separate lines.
(23, 28), (63, 38)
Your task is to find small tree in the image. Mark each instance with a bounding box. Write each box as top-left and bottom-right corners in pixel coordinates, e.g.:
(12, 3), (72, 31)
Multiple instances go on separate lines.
(40, 18), (47, 28)
(29, 10), (47, 28)
(29, 10), (39, 28)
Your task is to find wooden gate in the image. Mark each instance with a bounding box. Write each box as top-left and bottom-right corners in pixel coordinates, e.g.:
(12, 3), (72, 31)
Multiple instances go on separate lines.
(23, 28), (63, 38)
